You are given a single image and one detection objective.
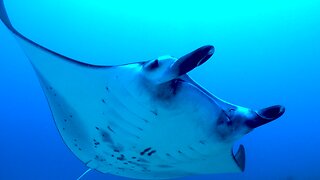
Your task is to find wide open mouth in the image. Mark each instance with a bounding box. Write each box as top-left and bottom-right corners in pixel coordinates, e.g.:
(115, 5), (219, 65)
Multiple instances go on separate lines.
(256, 105), (285, 120)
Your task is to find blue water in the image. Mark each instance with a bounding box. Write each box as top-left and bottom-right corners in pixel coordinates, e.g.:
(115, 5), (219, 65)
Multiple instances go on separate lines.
(1, 0), (320, 179)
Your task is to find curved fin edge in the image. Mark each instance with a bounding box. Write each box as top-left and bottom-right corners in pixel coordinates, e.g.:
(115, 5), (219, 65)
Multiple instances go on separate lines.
(232, 144), (246, 172)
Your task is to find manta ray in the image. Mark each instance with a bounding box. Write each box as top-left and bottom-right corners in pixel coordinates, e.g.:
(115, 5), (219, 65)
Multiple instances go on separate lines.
(0, 1), (285, 179)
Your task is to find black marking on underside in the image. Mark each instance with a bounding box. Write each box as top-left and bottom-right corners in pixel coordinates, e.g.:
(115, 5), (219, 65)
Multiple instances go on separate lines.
(100, 129), (113, 144)
(95, 155), (106, 162)
(150, 110), (158, 116)
(117, 154), (126, 161)
(140, 147), (152, 155)
(147, 150), (156, 156)
(94, 141), (100, 146)
(114, 149), (120, 153)
(102, 99), (106, 103)
(127, 160), (139, 165)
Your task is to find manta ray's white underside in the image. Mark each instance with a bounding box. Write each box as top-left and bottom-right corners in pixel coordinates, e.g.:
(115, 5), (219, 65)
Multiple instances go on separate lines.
(0, 1), (253, 178)
(18, 37), (242, 179)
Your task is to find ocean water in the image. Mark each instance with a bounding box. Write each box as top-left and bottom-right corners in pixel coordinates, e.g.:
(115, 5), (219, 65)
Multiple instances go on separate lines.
(0, 0), (319, 179)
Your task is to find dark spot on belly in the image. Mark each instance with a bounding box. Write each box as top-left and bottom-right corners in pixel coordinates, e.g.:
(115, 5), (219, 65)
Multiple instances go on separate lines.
(95, 155), (106, 162)
(147, 150), (156, 156)
(114, 149), (120, 153)
(95, 127), (100, 130)
(150, 110), (158, 116)
(101, 99), (106, 103)
(140, 147), (152, 155)
(117, 154), (126, 161)
(101, 130), (113, 143)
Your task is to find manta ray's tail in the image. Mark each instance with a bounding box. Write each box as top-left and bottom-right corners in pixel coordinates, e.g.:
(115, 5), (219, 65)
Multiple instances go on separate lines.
(76, 168), (92, 180)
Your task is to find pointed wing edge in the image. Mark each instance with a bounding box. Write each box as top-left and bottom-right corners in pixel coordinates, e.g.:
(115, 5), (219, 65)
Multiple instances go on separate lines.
(0, 0), (109, 68)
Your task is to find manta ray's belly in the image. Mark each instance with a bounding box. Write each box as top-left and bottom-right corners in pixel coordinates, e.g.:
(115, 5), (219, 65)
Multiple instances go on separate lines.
(39, 66), (233, 179)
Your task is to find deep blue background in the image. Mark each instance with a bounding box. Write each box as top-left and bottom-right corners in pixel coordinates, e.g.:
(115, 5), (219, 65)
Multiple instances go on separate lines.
(1, 0), (320, 179)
